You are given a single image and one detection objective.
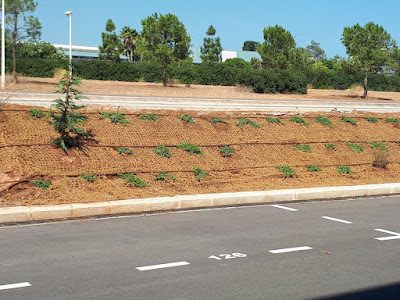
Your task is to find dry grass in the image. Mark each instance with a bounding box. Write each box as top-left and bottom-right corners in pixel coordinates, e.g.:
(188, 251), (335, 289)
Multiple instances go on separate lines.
(347, 85), (364, 98)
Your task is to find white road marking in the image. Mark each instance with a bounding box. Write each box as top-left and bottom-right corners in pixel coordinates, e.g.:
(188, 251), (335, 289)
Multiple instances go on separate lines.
(136, 261), (190, 271)
(271, 205), (298, 212)
(0, 282), (31, 291)
(321, 216), (353, 224)
(269, 246), (312, 254)
(374, 229), (400, 241)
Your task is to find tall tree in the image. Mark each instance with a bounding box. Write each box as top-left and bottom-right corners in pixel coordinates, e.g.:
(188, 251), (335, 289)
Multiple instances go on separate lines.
(305, 40), (326, 61)
(342, 22), (397, 98)
(242, 40), (260, 52)
(120, 26), (139, 63)
(257, 25), (296, 69)
(4, 0), (41, 83)
(99, 19), (124, 62)
(137, 13), (191, 86)
(200, 25), (222, 64)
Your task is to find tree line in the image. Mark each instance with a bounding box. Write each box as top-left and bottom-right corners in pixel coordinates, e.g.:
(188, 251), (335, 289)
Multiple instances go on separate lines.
(2, 0), (400, 96)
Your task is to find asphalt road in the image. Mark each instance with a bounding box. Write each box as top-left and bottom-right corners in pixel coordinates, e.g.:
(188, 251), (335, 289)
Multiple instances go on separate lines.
(1, 196), (400, 299)
(5, 91), (400, 112)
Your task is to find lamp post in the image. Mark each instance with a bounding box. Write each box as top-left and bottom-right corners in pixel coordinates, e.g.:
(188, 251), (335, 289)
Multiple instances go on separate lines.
(65, 11), (72, 77)
(2, 0), (5, 89)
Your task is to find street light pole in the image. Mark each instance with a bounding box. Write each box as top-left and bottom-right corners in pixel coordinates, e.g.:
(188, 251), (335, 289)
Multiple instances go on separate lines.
(65, 11), (72, 77)
(2, 0), (6, 89)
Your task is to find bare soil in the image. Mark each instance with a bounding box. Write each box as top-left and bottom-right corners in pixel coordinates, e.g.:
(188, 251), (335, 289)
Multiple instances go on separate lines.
(4, 76), (400, 102)
(1, 103), (400, 207)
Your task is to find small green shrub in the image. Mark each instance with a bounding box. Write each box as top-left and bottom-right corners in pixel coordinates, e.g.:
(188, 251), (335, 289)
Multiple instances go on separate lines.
(276, 165), (296, 178)
(179, 114), (195, 124)
(294, 144), (312, 153)
(337, 165), (353, 174)
(192, 167), (209, 180)
(177, 143), (204, 155)
(155, 172), (177, 181)
(325, 143), (336, 150)
(29, 109), (45, 119)
(153, 145), (171, 158)
(139, 113), (162, 121)
(80, 174), (97, 182)
(100, 111), (130, 125)
(307, 165), (322, 172)
(117, 147), (133, 154)
(341, 116), (357, 125)
(118, 174), (149, 187)
(220, 145), (235, 157)
(385, 117), (400, 124)
(373, 152), (389, 168)
(345, 142), (363, 153)
(365, 117), (379, 123)
(266, 117), (283, 124)
(315, 116), (333, 127)
(237, 118), (261, 129)
(367, 141), (388, 151)
(210, 117), (228, 124)
(31, 179), (52, 190)
(289, 116), (309, 126)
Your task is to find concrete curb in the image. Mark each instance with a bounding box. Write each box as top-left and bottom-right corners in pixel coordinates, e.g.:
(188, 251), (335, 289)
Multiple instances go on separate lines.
(1, 183), (400, 224)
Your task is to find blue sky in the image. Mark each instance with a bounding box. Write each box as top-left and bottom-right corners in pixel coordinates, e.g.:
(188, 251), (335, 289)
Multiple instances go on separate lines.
(35, 0), (400, 58)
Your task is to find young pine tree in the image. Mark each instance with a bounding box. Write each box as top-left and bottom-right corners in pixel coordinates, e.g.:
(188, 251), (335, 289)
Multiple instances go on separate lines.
(200, 25), (222, 64)
(49, 75), (90, 152)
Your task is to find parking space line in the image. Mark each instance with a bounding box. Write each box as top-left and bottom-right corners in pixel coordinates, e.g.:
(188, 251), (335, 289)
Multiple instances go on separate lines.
(271, 205), (298, 212)
(321, 216), (352, 224)
(374, 229), (400, 241)
(136, 261), (190, 271)
(0, 282), (31, 291)
(269, 246), (312, 254)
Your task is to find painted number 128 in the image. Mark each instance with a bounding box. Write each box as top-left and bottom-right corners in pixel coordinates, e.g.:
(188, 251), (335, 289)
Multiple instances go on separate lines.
(209, 253), (247, 260)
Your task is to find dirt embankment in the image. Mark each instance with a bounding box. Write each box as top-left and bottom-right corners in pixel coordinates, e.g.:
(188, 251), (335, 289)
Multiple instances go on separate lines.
(1, 104), (400, 207)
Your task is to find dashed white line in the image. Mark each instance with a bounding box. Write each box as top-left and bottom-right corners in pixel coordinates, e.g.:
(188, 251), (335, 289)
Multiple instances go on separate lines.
(0, 282), (31, 291)
(374, 229), (400, 241)
(271, 205), (298, 212)
(136, 261), (190, 271)
(321, 216), (353, 224)
(269, 246), (312, 254)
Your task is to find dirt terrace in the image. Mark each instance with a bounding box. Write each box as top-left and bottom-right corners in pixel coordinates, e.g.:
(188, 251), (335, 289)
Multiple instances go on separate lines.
(1, 104), (400, 207)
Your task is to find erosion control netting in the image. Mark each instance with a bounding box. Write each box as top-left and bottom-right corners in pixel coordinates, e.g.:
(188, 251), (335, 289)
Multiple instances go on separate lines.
(1, 105), (400, 206)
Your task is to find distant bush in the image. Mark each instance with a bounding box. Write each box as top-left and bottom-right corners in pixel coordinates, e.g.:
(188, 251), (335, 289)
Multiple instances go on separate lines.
(220, 145), (235, 157)
(31, 179), (52, 190)
(100, 111), (130, 126)
(337, 165), (353, 174)
(367, 142), (388, 151)
(139, 113), (162, 121)
(365, 117), (379, 123)
(341, 116), (357, 125)
(118, 174), (148, 187)
(289, 116), (309, 126)
(345, 142), (363, 153)
(29, 109), (45, 119)
(192, 167), (209, 180)
(80, 174), (97, 182)
(315, 116), (333, 127)
(155, 172), (177, 181)
(277, 165), (296, 178)
(237, 118), (261, 129)
(153, 145), (171, 158)
(117, 147), (133, 155)
(307, 165), (322, 172)
(210, 117), (228, 124)
(177, 143), (204, 155)
(266, 116), (283, 124)
(325, 143), (336, 150)
(179, 114), (195, 124)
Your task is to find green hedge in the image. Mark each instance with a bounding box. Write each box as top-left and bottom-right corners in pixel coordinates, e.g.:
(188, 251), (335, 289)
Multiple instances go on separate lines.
(8, 58), (400, 93)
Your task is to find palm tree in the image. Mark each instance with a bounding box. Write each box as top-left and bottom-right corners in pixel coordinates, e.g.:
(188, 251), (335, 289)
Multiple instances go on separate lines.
(120, 26), (138, 63)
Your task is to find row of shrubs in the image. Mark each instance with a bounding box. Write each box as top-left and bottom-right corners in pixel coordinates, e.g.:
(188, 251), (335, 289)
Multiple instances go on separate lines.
(10, 58), (400, 93)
